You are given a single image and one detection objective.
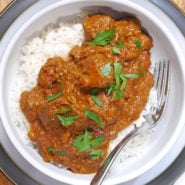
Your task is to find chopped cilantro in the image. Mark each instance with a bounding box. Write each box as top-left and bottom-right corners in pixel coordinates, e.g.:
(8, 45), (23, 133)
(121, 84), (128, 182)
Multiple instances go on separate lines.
(101, 62), (112, 77)
(90, 136), (105, 147)
(46, 79), (64, 102)
(117, 39), (125, 48)
(91, 95), (103, 107)
(105, 83), (115, 96)
(90, 149), (104, 160)
(105, 63), (140, 101)
(120, 76), (127, 91)
(85, 109), (104, 128)
(89, 29), (115, 46)
(121, 73), (139, 79)
(90, 88), (103, 107)
(54, 107), (72, 114)
(47, 147), (56, 153)
(112, 47), (121, 54)
(114, 89), (123, 101)
(114, 62), (122, 89)
(47, 92), (63, 102)
(90, 88), (100, 95)
(134, 40), (142, 49)
(57, 114), (79, 126)
(73, 129), (92, 152)
(73, 129), (105, 160)
(58, 151), (67, 156)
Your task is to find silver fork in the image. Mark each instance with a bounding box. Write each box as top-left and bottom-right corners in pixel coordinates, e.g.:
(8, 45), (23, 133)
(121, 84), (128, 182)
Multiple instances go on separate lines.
(90, 60), (170, 185)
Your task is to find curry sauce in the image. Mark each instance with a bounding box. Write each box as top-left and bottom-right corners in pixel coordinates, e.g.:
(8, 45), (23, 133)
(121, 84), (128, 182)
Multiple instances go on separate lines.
(20, 14), (154, 174)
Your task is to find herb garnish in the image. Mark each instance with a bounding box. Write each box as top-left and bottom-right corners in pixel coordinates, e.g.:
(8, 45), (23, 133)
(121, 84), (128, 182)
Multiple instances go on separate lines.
(120, 75), (127, 91)
(90, 88), (103, 107)
(114, 62), (122, 89)
(73, 129), (105, 160)
(47, 147), (56, 153)
(88, 29), (115, 46)
(113, 62), (123, 100)
(73, 129), (93, 152)
(117, 39), (125, 48)
(90, 149), (104, 160)
(47, 92), (63, 102)
(134, 40), (142, 49)
(112, 46), (121, 55)
(105, 62), (140, 100)
(47, 79), (64, 102)
(57, 114), (79, 126)
(114, 89), (123, 100)
(90, 136), (105, 147)
(85, 109), (104, 128)
(101, 62), (112, 77)
(54, 107), (72, 114)
(105, 83), (115, 96)
(58, 151), (67, 156)
(90, 88), (99, 95)
(91, 96), (103, 107)
(111, 39), (124, 55)
(47, 147), (67, 156)
(120, 73), (139, 79)
(55, 106), (79, 126)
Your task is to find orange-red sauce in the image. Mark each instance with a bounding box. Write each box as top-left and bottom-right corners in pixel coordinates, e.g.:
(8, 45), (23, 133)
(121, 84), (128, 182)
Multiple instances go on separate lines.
(20, 14), (154, 174)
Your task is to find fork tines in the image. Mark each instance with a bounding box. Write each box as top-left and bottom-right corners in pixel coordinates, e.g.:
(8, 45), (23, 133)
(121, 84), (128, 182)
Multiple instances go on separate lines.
(154, 60), (170, 115)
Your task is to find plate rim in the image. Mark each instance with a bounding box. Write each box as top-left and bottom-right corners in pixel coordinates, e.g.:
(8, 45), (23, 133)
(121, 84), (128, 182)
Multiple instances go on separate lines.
(0, 0), (185, 185)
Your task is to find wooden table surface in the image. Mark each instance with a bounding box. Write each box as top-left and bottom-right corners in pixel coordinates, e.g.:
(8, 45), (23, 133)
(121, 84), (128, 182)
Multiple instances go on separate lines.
(0, 0), (12, 12)
(0, 171), (14, 185)
(172, 0), (185, 13)
(0, 0), (184, 184)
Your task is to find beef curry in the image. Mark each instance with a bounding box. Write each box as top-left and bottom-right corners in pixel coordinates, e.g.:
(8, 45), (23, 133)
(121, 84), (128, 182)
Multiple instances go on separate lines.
(20, 14), (154, 174)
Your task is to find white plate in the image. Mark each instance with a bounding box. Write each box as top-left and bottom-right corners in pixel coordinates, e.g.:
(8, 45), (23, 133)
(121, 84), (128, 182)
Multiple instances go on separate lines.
(0, 0), (185, 185)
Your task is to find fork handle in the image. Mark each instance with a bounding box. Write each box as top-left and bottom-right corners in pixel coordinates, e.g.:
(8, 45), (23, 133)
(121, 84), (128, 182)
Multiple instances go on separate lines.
(90, 125), (139, 185)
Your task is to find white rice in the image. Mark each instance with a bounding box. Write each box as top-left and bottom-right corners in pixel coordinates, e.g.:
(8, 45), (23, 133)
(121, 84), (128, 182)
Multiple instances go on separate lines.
(10, 20), (157, 170)
(10, 21), (84, 141)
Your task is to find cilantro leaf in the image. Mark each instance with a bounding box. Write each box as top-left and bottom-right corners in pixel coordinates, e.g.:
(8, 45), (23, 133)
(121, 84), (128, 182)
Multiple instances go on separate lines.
(47, 92), (63, 102)
(89, 29), (115, 46)
(105, 83), (115, 96)
(112, 47), (121, 54)
(54, 107), (72, 114)
(90, 149), (104, 160)
(90, 88), (103, 107)
(58, 151), (67, 156)
(73, 129), (105, 160)
(121, 73), (139, 79)
(47, 79), (64, 102)
(90, 88), (100, 95)
(120, 75), (127, 91)
(57, 114), (79, 126)
(105, 63), (140, 101)
(101, 62), (112, 77)
(114, 62), (122, 89)
(114, 89), (123, 101)
(117, 39), (125, 48)
(73, 129), (93, 152)
(47, 147), (56, 153)
(90, 136), (105, 147)
(91, 95), (103, 107)
(104, 62), (124, 100)
(85, 109), (104, 128)
(134, 40), (142, 49)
